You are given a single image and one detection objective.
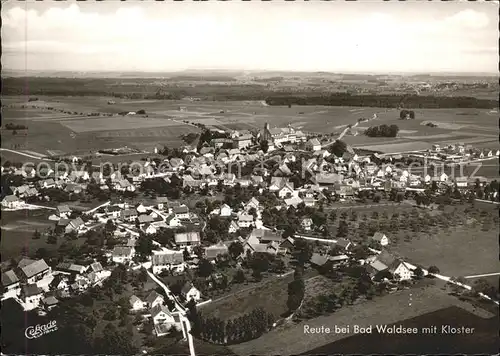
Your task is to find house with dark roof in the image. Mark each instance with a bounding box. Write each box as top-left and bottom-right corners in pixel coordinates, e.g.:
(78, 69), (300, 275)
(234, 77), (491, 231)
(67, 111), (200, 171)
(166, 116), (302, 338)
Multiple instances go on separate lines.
(129, 295), (145, 311)
(335, 238), (352, 251)
(18, 258), (52, 284)
(2, 195), (21, 209)
(65, 217), (85, 234)
(22, 284), (44, 308)
(306, 138), (322, 152)
(1, 270), (20, 293)
(111, 246), (135, 264)
(371, 232), (389, 246)
(181, 282), (201, 302)
(42, 296), (59, 311)
(49, 274), (69, 292)
(146, 290), (165, 309)
(174, 232), (201, 247)
(152, 251), (185, 274)
(204, 243), (229, 260)
(173, 205), (190, 219)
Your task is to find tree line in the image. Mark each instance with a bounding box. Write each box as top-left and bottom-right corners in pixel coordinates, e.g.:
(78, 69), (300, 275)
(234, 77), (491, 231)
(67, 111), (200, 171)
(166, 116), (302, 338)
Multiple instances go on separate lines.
(364, 124), (400, 137)
(265, 93), (498, 109)
(188, 305), (275, 345)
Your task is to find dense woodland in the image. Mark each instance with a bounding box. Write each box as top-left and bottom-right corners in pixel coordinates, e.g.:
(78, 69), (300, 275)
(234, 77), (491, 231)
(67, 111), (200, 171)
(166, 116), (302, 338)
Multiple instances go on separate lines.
(3, 78), (498, 109)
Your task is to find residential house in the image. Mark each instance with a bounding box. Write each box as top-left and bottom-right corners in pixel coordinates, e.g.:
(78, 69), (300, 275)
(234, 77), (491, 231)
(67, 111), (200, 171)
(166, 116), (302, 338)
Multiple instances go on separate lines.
(314, 173), (344, 187)
(165, 214), (182, 228)
(49, 274), (69, 292)
(173, 205), (190, 220)
(228, 221), (239, 234)
(56, 263), (88, 275)
(114, 179), (136, 192)
(205, 243), (229, 260)
(174, 232), (201, 247)
(309, 253), (329, 268)
(22, 284), (44, 308)
(279, 237), (295, 253)
(335, 238), (352, 251)
(120, 209), (138, 222)
(152, 305), (183, 336)
(129, 295), (145, 311)
(18, 258), (52, 284)
(301, 218), (313, 231)
(111, 246), (135, 264)
(284, 196), (303, 208)
(278, 181), (295, 199)
(38, 178), (56, 189)
(152, 251), (185, 274)
(169, 158), (185, 171)
(238, 214), (254, 228)
(146, 290), (165, 309)
(137, 214), (154, 226)
(371, 232), (389, 246)
(234, 134), (253, 149)
(250, 228), (283, 245)
(306, 138), (322, 151)
(156, 196), (169, 210)
(65, 217), (85, 234)
(1, 195), (21, 209)
(1, 270), (20, 294)
(42, 296), (59, 311)
(302, 197), (316, 207)
(455, 177), (468, 188)
(144, 224), (158, 235)
(245, 197), (260, 211)
(181, 282), (202, 302)
(57, 205), (72, 218)
(389, 260), (414, 281)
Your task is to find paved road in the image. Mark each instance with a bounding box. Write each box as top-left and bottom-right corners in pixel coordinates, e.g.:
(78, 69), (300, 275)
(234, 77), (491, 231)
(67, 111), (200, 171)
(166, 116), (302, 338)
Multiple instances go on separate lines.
(0, 148), (52, 160)
(146, 270), (196, 356)
(464, 272), (500, 279)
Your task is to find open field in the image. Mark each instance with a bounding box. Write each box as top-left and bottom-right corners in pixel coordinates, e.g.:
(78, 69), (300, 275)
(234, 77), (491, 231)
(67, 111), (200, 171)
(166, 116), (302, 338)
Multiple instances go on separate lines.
(389, 226), (500, 278)
(1, 210), (68, 260)
(59, 116), (181, 132)
(199, 274), (292, 320)
(303, 305), (499, 355)
(355, 141), (433, 153)
(229, 285), (485, 355)
(3, 96), (499, 157)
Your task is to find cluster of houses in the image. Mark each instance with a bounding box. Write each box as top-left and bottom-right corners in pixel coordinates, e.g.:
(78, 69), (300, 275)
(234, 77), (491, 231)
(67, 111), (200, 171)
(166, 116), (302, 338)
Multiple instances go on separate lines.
(1, 258), (111, 311)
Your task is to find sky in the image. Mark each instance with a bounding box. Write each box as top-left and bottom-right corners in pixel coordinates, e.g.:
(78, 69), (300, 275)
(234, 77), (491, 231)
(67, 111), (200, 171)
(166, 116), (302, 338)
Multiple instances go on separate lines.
(2, 1), (499, 74)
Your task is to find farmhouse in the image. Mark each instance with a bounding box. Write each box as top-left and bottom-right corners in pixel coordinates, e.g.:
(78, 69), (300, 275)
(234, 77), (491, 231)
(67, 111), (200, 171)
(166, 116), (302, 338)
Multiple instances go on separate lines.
(57, 205), (72, 217)
(233, 134), (253, 149)
(238, 214), (254, 228)
(22, 284), (44, 308)
(42, 296), (60, 311)
(301, 218), (313, 231)
(1, 195), (21, 209)
(181, 282), (202, 302)
(146, 290), (165, 309)
(173, 205), (190, 220)
(371, 232), (389, 246)
(18, 258), (52, 284)
(306, 138), (322, 151)
(129, 295), (145, 311)
(152, 251), (185, 274)
(1, 270), (20, 293)
(111, 246), (135, 264)
(205, 243), (229, 260)
(174, 232), (201, 247)
(65, 217), (85, 234)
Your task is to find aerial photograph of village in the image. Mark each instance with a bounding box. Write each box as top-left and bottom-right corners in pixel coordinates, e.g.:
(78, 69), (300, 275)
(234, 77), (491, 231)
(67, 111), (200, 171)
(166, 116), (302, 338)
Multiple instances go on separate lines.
(1, 1), (499, 355)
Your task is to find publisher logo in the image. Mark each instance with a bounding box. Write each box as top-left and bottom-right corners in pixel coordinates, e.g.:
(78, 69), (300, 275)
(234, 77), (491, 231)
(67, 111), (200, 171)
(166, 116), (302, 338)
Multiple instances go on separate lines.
(25, 320), (58, 339)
